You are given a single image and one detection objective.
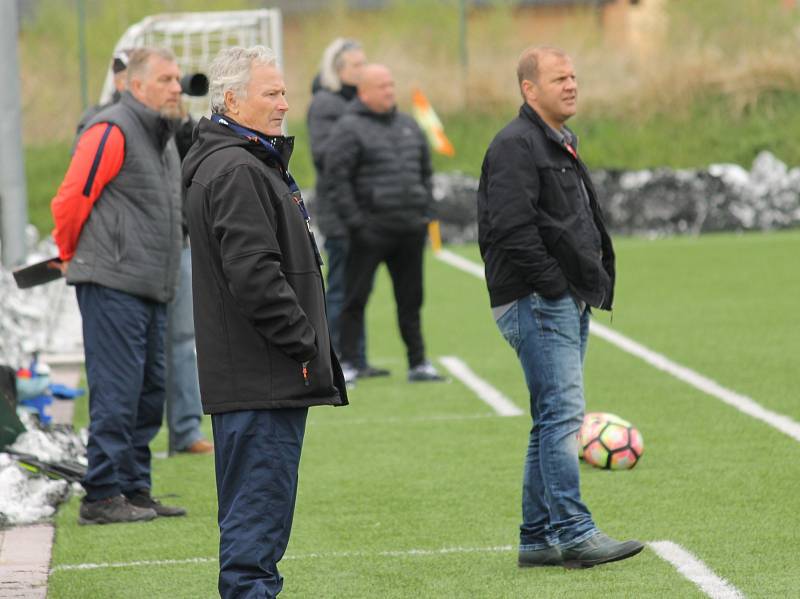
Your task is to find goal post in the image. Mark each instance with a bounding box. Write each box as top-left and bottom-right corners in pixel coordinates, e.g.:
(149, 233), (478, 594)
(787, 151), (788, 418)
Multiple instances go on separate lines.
(99, 9), (283, 119)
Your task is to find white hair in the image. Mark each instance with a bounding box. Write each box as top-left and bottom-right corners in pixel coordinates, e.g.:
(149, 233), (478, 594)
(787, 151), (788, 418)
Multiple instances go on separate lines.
(319, 38), (362, 92)
(208, 45), (278, 114)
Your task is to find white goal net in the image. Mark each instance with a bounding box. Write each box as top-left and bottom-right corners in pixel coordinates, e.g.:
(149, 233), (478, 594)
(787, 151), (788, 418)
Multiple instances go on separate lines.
(99, 9), (283, 119)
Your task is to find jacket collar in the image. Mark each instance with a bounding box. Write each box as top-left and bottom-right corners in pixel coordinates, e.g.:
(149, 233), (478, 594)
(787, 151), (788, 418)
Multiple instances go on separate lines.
(519, 102), (579, 152)
(119, 91), (175, 150)
(210, 114), (295, 171)
(210, 114), (299, 192)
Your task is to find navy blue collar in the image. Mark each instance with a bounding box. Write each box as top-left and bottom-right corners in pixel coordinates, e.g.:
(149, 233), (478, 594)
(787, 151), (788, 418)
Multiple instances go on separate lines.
(211, 114), (298, 192)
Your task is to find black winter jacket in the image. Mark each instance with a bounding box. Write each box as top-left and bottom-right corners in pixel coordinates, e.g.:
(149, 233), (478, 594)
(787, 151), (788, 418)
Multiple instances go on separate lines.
(477, 104), (615, 310)
(306, 87), (355, 237)
(182, 117), (348, 413)
(324, 100), (434, 235)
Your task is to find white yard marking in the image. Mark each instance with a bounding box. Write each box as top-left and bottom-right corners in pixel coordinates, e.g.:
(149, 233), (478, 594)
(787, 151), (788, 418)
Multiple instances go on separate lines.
(436, 248), (486, 278)
(649, 541), (745, 599)
(52, 557), (217, 572)
(589, 322), (800, 443)
(439, 356), (524, 417)
(51, 546), (515, 573)
(436, 249), (800, 443)
(309, 412), (508, 426)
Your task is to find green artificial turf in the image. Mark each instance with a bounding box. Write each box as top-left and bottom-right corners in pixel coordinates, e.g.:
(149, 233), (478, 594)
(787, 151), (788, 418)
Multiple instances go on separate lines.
(48, 231), (800, 598)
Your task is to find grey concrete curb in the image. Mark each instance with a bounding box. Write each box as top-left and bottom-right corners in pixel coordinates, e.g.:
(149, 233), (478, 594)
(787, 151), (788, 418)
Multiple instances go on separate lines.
(0, 524), (54, 598)
(0, 364), (82, 598)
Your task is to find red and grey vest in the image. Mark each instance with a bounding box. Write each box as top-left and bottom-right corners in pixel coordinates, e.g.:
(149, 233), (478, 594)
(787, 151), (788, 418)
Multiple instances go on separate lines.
(66, 92), (182, 304)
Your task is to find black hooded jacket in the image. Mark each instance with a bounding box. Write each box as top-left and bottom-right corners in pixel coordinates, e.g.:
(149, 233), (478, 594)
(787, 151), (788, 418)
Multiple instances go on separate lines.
(306, 83), (357, 237)
(182, 116), (348, 413)
(477, 103), (615, 310)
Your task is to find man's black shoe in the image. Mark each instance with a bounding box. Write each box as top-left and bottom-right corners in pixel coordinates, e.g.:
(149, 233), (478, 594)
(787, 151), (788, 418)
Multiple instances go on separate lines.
(126, 490), (187, 517)
(78, 495), (157, 525)
(357, 365), (391, 378)
(562, 532), (644, 569)
(518, 545), (563, 567)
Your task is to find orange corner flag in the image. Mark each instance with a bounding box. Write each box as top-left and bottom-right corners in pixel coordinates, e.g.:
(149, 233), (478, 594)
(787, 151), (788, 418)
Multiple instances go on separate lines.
(411, 88), (455, 158)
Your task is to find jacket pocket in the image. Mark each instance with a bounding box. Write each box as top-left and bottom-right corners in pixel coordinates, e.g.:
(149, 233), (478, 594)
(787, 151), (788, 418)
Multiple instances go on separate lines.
(280, 271), (335, 398)
(540, 166), (581, 217)
(495, 300), (521, 351)
(553, 230), (600, 291)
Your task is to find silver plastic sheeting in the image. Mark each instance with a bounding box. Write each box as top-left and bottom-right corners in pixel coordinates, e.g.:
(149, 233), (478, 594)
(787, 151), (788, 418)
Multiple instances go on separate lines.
(302, 151), (800, 244)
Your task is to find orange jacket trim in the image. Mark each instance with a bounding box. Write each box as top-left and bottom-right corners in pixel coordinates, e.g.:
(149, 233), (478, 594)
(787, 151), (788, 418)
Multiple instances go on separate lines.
(51, 123), (125, 261)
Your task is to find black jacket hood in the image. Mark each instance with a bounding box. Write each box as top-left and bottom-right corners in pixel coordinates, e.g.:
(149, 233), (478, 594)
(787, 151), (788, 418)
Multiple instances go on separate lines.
(182, 116), (295, 189)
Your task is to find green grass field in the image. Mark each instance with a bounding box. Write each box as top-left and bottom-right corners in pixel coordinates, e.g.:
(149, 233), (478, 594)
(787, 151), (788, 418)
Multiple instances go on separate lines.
(47, 231), (800, 598)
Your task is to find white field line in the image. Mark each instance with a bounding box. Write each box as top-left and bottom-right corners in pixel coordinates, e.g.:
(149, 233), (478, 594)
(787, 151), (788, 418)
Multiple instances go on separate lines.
(51, 545), (515, 572)
(649, 541), (745, 599)
(436, 248), (486, 278)
(439, 356), (524, 417)
(436, 249), (800, 443)
(52, 540), (747, 599)
(589, 322), (800, 443)
(51, 557), (217, 572)
(309, 413), (506, 426)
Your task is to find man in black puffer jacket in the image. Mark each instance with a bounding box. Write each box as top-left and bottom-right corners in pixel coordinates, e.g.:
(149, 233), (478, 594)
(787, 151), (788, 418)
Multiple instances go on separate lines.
(183, 46), (347, 599)
(478, 45), (642, 570)
(325, 64), (444, 382)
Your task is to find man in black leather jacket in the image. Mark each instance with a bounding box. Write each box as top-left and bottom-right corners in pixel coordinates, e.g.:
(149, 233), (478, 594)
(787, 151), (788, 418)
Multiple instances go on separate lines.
(477, 45), (643, 570)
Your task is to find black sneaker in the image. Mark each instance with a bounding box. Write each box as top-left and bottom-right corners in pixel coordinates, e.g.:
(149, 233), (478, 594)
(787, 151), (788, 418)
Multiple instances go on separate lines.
(78, 495), (157, 525)
(126, 490), (187, 517)
(357, 365), (391, 378)
(408, 361), (446, 382)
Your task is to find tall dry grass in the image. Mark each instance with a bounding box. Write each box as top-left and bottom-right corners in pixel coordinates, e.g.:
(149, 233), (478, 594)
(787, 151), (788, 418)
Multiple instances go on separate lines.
(282, 0), (800, 122)
(18, 0), (800, 143)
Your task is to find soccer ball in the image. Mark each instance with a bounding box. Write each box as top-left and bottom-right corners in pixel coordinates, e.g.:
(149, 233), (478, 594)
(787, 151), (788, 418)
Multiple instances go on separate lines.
(579, 413), (644, 470)
(578, 412), (630, 457)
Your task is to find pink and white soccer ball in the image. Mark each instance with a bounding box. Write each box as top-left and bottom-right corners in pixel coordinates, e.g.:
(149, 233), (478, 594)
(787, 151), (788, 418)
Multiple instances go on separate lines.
(579, 412), (644, 470)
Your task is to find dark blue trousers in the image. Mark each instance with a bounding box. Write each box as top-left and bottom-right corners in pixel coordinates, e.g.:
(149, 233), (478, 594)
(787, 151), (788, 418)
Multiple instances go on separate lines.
(324, 236), (367, 367)
(76, 283), (167, 501)
(212, 408), (308, 599)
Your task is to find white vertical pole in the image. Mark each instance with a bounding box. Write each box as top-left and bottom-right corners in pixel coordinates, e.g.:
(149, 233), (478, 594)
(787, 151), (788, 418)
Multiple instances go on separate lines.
(0, 0), (29, 267)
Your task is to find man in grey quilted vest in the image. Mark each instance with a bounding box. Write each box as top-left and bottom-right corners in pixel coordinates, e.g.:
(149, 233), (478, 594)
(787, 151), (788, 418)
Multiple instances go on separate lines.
(51, 47), (186, 524)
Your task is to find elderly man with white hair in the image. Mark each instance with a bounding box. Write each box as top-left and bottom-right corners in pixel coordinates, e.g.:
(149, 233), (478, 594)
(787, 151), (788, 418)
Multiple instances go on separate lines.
(182, 46), (348, 598)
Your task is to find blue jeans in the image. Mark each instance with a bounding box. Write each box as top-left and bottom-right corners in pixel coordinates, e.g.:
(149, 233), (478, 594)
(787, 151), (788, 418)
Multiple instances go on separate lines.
(76, 283), (166, 501)
(212, 408), (308, 599)
(496, 293), (597, 550)
(165, 246), (204, 452)
(324, 236), (366, 368)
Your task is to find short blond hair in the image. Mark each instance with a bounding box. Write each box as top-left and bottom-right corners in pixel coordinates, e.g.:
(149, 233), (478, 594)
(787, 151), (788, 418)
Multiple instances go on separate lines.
(516, 45), (568, 87)
(125, 47), (176, 85)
